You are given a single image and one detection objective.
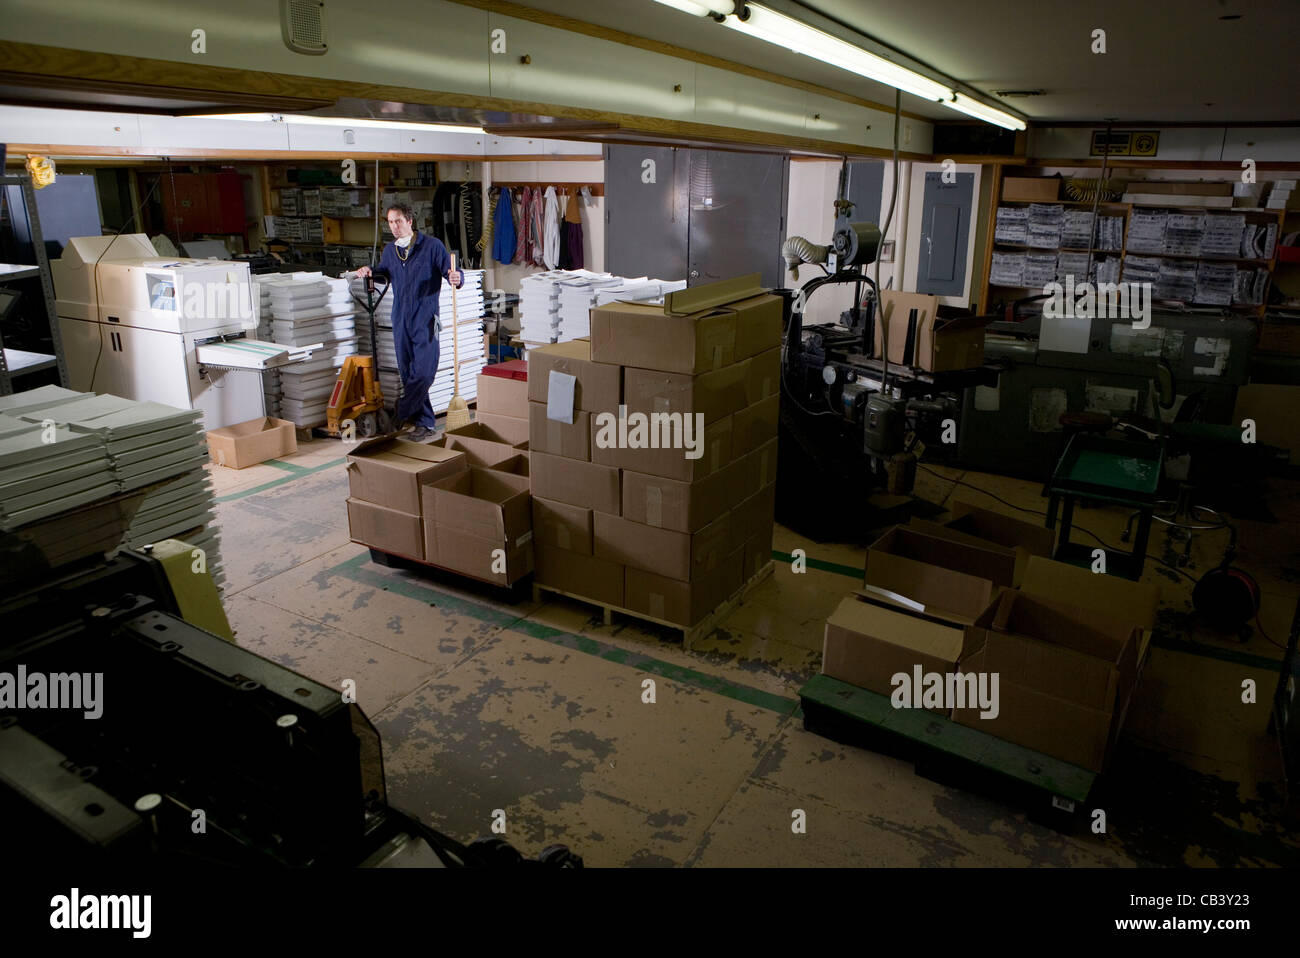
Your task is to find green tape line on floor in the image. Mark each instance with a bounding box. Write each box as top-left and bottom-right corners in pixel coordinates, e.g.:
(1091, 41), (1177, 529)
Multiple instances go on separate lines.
(215, 458), (347, 502)
(770, 549), (862, 579)
(330, 552), (800, 716)
(263, 459), (308, 475)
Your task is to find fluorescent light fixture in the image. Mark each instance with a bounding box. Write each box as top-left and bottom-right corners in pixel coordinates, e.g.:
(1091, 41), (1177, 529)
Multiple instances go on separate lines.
(192, 113), (486, 134)
(720, 3), (953, 103)
(942, 93), (1026, 131)
(651, 0), (715, 15)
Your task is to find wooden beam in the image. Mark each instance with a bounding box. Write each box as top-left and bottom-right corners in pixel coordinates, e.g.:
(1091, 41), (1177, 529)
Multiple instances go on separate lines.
(444, 0), (937, 124)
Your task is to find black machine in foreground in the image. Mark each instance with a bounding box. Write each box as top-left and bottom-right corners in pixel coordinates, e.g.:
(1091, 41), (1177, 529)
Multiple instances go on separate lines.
(0, 547), (581, 868)
(775, 189), (998, 540)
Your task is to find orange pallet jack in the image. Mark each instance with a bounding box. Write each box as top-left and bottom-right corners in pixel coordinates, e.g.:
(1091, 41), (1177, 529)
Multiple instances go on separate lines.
(326, 271), (394, 438)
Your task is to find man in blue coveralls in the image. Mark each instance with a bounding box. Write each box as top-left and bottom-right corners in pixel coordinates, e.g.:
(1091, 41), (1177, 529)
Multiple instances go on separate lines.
(357, 203), (462, 442)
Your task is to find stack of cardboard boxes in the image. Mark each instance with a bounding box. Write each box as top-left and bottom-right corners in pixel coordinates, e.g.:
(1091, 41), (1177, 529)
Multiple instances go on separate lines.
(528, 276), (783, 627)
(345, 435), (534, 585)
(474, 360), (530, 445)
(821, 501), (1158, 772)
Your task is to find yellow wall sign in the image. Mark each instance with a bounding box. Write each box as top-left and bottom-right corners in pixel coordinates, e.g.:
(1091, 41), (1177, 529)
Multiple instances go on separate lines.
(1091, 130), (1160, 157)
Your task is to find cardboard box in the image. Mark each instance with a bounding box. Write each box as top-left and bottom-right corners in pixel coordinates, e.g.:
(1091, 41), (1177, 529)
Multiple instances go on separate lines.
(532, 496), (593, 554)
(422, 466), (532, 550)
(534, 544), (624, 607)
(952, 590), (1141, 770)
(526, 339), (621, 411)
(746, 347), (781, 405)
(621, 456), (751, 533)
(433, 526), (533, 585)
(1258, 319), (1300, 357)
(488, 454), (530, 479)
(346, 437), (466, 514)
(746, 438), (778, 489)
(908, 501), (1053, 589)
(528, 401), (591, 461)
(207, 417), (297, 470)
(1002, 177), (1060, 202)
(476, 373), (529, 419)
(592, 413), (733, 483)
(731, 482), (776, 543)
(624, 547), (744, 626)
(591, 275), (780, 374)
(874, 292), (988, 372)
(481, 358), (527, 381)
(594, 511), (732, 582)
(1020, 556), (1159, 633)
(441, 421), (527, 468)
(732, 395), (779, 457)
(622, 361), (750, 425)
(821, 592), (966, 710)
(1234, 384), (1300, 464)
(475, 411), (530, 445)
(863, 525), (1013, 621)
(347, 497), (424, 559)
(530, 451), (621, 515)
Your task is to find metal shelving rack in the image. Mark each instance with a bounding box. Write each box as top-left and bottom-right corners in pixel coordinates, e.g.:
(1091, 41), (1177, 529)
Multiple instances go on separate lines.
(0, 172), (69, 395)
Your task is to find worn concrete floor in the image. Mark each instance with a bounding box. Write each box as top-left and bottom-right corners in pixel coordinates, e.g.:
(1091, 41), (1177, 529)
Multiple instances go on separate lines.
(207, 434), (1300, 867)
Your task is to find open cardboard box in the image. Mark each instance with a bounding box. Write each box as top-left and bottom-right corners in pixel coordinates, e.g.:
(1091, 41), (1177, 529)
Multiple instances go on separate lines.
(345, 437), (466, 514)
(952, 587), (1144, 771)
(422, 466), (532, 549)
(873, 291), (989, 372)
(910, 499), (1055, 588)
(590, 274), (781, 374)
(207, 416), (297, 469)
(439, 421), (527, 468)
(864, 524), (1016, 622)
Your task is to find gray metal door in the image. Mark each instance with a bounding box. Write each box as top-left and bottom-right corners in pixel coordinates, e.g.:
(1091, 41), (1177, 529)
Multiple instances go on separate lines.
(603, 144), (688, 281)
(916, 171), (974, 297)
(845, 160), (884, 225)
(686, 150), (788, 289)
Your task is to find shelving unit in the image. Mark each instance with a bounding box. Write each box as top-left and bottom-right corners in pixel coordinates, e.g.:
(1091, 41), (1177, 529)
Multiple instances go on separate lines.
(0, 173), (69, 395)
(978, 168), (1290, 318)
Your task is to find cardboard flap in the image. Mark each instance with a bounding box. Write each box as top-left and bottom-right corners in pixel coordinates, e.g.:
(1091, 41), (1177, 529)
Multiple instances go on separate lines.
(664, 274), (763, 316)
(1021, 556), (1159, 630)
(827, 594), (965, 662)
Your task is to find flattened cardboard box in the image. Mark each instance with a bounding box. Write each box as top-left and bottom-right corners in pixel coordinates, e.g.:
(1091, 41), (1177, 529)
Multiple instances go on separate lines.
(822, 591), (966, 711)
(534, 543), (624, 607)
(532, 496), (593, 555)
(346, 437), (467, 514)
(874, 291), (989, 373)
(347, 497), (424, 560)
(529, 451), (621, 515)
(434, 526), (533, 586)
(622, 360), (750, 425)
(207, 416), (297, 470)
(624, 547), (744, 626)
(621, 455), (751, 534)
(594, 511), (732, 582)
(864, 525), (1014, 622)
(525, 339), (621, 411)
(591, 412), (733, 483)
(422, 466), (532, 548)
(475, 411), (530, 446)
(475, 373), (530, 420)
(528, 400), (591, 461)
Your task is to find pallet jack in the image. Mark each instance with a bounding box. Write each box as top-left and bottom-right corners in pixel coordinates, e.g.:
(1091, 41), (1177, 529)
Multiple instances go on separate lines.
(325, 271), (394, 438)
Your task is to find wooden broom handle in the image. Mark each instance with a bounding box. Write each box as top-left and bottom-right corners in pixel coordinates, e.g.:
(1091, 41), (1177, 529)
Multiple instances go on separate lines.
(450, 253), (461, 394)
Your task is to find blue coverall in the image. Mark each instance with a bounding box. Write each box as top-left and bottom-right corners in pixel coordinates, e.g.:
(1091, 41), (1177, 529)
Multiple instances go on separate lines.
(373, 232), (462, 428)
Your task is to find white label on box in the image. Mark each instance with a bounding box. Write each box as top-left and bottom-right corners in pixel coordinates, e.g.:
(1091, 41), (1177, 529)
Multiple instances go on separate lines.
(1051, 796), (1075, 812)
(547, 371), (577, 425)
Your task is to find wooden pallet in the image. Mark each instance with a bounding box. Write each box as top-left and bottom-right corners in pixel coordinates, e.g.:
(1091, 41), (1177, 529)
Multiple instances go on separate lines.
(799, 674), (1098, 831)
(532, 561), (775, 650)
(363, 546), (532, 600)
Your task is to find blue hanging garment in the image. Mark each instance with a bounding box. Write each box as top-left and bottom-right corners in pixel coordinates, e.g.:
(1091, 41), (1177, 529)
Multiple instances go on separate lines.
(492, 187), (516, 265)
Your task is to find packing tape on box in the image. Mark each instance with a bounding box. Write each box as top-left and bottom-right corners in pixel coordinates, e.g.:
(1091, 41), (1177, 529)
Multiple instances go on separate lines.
(514, 529), (533, 549)
(648, 592), (665, 619)
(556, 524), (571, 550)
(646, 486), (663, 527)
(711, 346), (723, 369)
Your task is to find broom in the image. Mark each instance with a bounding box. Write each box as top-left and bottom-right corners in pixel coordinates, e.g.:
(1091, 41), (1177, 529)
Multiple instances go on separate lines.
(444, 252), (471, 431)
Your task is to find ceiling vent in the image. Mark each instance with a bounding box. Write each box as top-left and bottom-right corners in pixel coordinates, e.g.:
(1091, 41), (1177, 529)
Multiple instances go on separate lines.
(993, 89), (1046, 98)
(281, 0), (327, 55)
